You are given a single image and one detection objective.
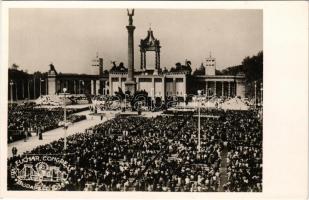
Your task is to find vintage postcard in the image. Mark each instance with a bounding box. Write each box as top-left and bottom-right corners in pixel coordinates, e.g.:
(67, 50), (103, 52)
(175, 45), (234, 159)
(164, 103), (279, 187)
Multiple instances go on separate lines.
(0, 1), (307, 200)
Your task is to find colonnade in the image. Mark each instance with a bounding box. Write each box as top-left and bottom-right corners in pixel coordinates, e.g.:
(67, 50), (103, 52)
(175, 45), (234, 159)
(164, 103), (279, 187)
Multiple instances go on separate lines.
(53, 79), (101, 95)
(205, 81), (239, 97)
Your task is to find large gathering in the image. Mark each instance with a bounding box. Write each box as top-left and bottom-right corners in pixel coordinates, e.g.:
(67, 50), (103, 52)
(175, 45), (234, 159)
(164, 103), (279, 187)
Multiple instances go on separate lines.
(7, 8), (263, 192)
(8, 108), (262, 192)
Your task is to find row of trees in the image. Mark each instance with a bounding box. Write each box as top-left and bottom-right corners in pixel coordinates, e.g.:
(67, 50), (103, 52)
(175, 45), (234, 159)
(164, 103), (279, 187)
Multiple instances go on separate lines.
(220, 51), (263, 98)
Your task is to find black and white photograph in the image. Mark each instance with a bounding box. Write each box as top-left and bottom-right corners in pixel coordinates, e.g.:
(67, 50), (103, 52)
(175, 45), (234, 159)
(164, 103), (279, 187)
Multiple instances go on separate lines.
(6, 8), (263, 192)
(1, 2), (307, 198)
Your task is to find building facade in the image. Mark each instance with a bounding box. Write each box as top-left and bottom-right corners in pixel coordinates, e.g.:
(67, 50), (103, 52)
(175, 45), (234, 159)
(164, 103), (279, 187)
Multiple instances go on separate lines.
(46, 10), (246, 100)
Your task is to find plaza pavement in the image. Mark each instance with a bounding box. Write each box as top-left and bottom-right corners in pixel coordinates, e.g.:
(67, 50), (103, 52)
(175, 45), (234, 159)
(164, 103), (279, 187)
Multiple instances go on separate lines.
(7, 110), (116, 158)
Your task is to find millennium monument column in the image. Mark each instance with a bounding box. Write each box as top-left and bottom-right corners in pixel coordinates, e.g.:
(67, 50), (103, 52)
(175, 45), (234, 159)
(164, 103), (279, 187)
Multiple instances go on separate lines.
(125, 9), (136, 94)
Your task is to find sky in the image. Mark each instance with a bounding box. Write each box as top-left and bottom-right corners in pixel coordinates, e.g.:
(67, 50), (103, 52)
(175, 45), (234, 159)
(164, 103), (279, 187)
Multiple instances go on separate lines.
(9, 9), (262, 74)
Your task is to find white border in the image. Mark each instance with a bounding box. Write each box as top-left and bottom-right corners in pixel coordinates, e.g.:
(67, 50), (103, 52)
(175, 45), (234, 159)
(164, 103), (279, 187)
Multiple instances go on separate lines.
(1, 1), (308, 200)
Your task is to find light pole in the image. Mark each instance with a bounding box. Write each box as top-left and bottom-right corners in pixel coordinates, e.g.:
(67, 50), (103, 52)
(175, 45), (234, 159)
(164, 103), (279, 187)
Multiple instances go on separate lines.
(197, 90), (202, 153)
(10, 80), (14, 105)
(63, 87), (68, 151)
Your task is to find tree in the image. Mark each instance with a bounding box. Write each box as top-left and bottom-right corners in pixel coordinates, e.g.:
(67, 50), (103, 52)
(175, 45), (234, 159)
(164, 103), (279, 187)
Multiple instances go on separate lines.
(11, 63), (19, 70)
(242, 51), (263, 83)
(215, 51), (263, 98)
(170, 60), (192, 74)
(193, 63), (205, 75)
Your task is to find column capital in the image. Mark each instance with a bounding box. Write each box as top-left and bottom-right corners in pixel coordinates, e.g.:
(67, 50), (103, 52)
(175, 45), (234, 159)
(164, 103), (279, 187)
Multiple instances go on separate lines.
(126, 25), (136, 32)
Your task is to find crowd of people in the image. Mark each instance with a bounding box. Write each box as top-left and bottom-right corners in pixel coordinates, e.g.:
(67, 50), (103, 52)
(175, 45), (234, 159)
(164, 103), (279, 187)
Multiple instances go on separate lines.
(8, 109), (262, 192)
(8, 104), (86, 143)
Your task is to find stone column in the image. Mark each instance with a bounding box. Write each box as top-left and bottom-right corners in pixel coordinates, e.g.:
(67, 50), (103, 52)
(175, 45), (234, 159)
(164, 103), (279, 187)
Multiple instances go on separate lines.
(214, 81), (217, 96)
(157, 51), (160, 70)
(109, 77), (112, 95)
(125, 22), (136, 94)
(127, 26), (135, 81)
(140, 51), (144, 70)
(45, 79), (48, 95)
(183, 75), (187, 97)
(143, 52), (146, 70)
(205, 81), (208, 97)
(228, 82), (231, 97)
(136, 78), (140, 91)
(91, 80), (95, 95)
(236, 80), (245, 98)
(22, 81), (25, 99)
(221, 82), (224, 97)
(173, 78), (176, 96)
(59, 80), (62, 92)
(74, 80), (76, 94)
(162, 77), (166, 101)
(119, 77), (122, 91)
(152, 78), (155, 99)
(96, 80), (100, 95)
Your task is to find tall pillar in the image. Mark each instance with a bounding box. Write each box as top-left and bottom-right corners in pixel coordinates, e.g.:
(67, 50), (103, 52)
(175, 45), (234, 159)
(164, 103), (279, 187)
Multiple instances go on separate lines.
(214, 81), (217, 97)
(205, 81), (208, 97)
(140, 51), (144, 70)
(227, 81), (231, 97)
(22, 81), (25, 99)
(236, 80), (246, 98)
(91, 80), (95, 95)
(119, 77), (122, 91)
(152, 78), (155, 99)
(109, 77), (111, 95)
(221, 82), (224, 97)
(96, 80), (100, 95)
(173, 78), (176, 96)
(184, 75), (187, 97)
(136, 78), (140, 91)
(143, 52), (146, 70)
(74, 80), (76, 94)
(127, 27), (135, 81)
(157, 52), (160, 70)
(45, 79), (48, 95)
(125, 9), (136, 94)
(48, 75), (56, 95)
(162, 77), (166, 101)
